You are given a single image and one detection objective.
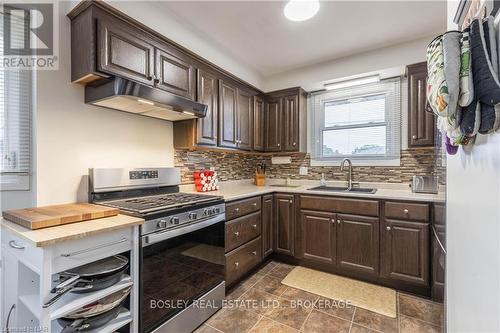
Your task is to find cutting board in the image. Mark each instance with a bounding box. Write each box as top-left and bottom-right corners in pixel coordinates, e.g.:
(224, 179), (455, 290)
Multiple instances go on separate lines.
(2, 203), (119, 230)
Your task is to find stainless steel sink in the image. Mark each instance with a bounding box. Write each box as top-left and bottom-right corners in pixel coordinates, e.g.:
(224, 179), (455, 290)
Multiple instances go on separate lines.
(307, 186), (377, 194)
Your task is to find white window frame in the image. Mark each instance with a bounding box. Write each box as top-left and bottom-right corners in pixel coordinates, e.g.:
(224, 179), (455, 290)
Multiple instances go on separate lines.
(0, 7), (35, 191)
(310, 78), (401, 167)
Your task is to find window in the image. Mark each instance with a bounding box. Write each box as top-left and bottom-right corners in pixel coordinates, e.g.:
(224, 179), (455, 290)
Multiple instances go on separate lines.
(310, 78), (401, 166)
(0, 8), (34, 190)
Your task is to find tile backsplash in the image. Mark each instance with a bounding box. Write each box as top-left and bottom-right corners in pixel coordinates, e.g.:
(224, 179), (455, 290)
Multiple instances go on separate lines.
(175, 147), (444, 185)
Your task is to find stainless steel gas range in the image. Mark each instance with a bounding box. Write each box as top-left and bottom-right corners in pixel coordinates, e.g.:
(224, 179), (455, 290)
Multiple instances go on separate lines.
(89, 167), (225, 333)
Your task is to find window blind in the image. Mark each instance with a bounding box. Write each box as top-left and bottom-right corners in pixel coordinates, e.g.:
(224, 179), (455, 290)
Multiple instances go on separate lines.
(0, 8), (33, 178)
(311, 78), (401, 163)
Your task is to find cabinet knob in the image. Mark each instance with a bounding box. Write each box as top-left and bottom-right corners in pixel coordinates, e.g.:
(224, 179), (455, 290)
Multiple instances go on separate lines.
(412, 135), (417, 140)
(293, 142), (296, 146)
(235, 208), (240, 212)
(386, 226), (391, 231)
(252, 224), (257, 228)
(234, 262), (239, 267)
(146, 76), (153, 81)
(337, 220), (341, 224)
(403, 209), (409, 214)
(289, 200), (293, 204)
(252, 251), (257, 256)
(234, 231), (240, 237)
(277, 143), (281, 147)
(253, 203), (257, 207)
(331, 218), (335, 223)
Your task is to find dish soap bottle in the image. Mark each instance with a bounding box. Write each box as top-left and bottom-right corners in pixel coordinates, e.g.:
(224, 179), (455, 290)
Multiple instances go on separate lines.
(320, 173), (327, 186)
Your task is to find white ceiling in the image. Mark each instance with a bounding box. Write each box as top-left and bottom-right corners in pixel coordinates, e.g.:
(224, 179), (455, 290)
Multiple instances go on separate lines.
(153, 1), (446, 77)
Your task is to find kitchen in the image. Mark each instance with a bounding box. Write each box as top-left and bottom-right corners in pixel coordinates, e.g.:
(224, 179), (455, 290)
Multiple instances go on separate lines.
(0, 0), (498, 332)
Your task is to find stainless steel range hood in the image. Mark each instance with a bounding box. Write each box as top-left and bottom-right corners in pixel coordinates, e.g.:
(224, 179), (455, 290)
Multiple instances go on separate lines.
(85, 77), (207, 121)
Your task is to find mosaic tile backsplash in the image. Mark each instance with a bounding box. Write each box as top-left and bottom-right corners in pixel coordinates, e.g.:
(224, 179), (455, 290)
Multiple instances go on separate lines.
(175, 147), (444, 185)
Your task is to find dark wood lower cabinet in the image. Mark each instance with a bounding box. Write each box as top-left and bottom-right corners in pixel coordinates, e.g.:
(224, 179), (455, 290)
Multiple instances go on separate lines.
(262, 195), (274, 258)
(274, 194), (295, 256)
(336, 214), (379, 276)
(299, 210), (336, 265)
(381, 219), (430, 286)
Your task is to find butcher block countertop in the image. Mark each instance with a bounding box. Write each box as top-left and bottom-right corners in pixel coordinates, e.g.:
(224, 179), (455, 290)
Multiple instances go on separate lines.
(1, 214), (144, 247)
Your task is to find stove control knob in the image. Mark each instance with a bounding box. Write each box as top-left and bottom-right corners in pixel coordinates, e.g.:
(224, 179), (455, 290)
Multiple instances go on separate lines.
(189, 212), (198, 220)
(157, 219), (168, 228)
(214, 207), (220, 214)
(170, 217), (180, 225)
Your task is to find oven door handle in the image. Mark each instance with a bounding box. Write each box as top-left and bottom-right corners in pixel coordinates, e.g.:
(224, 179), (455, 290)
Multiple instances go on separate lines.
(142, 214), (225, 247)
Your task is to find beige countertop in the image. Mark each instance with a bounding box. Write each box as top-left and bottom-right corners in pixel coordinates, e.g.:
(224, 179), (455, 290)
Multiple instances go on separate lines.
(1, 214), (144, 247)
(180, 179), (446, 203)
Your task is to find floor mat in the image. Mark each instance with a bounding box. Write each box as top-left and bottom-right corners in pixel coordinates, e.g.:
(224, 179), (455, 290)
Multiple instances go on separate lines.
(282, 266), (397, 317)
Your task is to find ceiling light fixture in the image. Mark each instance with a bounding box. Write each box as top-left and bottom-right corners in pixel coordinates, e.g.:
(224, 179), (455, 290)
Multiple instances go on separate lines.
(324, 75), (381, 90)
(284, 0), (320, 22)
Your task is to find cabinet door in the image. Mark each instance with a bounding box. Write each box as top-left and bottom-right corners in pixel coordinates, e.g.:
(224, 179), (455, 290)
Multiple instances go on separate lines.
(299, 210), (336, 265)
(337, 214), (379, 276)
(253, 96), (265, 151)
(97, 19), (154, 86)
(155, 48), (195, 100)
(274, 194), (295, 256)
(218, 80), (238, 149)
(237, 89), (253, 151)
(265, 98), (282, 151)
(407, 62), (435, 147)
(262, 194), (274, 258)
(283, 94), (299, 151)
(196, 69), (218, 146)
(382, 219), (430, 286)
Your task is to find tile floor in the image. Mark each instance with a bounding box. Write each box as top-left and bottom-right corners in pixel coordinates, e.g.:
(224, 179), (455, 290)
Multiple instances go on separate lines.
(195, 261), (444, 333)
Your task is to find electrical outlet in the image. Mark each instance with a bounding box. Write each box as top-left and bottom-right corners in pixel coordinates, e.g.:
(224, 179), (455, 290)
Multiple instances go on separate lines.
(299, 166), (308, 175)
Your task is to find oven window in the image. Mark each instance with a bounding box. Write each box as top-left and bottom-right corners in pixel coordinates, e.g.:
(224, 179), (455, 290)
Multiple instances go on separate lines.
(141, 222), (224, 332)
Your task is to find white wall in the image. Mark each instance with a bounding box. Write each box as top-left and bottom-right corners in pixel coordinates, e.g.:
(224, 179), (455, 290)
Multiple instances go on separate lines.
(36, 1), (174, 205)
(263, 36), (434, 92)
(446, 1), (500, 332)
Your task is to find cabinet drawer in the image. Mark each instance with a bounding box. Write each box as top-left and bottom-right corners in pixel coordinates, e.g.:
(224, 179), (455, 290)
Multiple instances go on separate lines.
(225, 211), (261, 252)
(300, 195), (379, 217)
(226, 196), (261, 220)
(385, 202), (429, 222)
(225, 236), (262, 285)
(52, 228), (133, 273)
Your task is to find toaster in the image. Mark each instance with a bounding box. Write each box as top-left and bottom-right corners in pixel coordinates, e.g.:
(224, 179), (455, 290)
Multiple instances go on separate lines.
(411, 175), (439, 194)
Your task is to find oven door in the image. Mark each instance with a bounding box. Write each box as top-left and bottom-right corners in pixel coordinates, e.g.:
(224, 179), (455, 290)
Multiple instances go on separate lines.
(140, 215), (225, 333)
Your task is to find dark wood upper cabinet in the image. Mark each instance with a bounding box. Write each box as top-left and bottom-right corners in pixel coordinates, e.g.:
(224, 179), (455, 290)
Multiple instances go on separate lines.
(196, 69), (218, 146)
(299, 210), (336, 265)
(283, 94), (299, 151)
(407, 62), (435, 147)
(382, 219), (430, 286)
(155, 48), (195, 100)
(265, 88), (306, 152)
(237, 89), (253, 151)
(274, 194), (295, 256)
(253, 96), (265, 151)
(97, 19), (155, 86)
(218, 80), (238, 149)
(337, 214), (379, 276)
(265, 98), (282, 151)
(262, 194), (274, 258)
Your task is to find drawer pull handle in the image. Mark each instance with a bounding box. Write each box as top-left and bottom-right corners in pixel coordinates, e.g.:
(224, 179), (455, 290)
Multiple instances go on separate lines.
(235, 208), (240, 212)
(253, 203), (257, 207)
(9, 240), (25, 250)
(386, 226), (391, 231)
(403, 209), (409, 214)
(234, 231), (240, 237)
(252, 224), (257, 228)
(60, 238), (128, 257)
(252, 251), (257, 256)
(234, 262), (239, 267)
